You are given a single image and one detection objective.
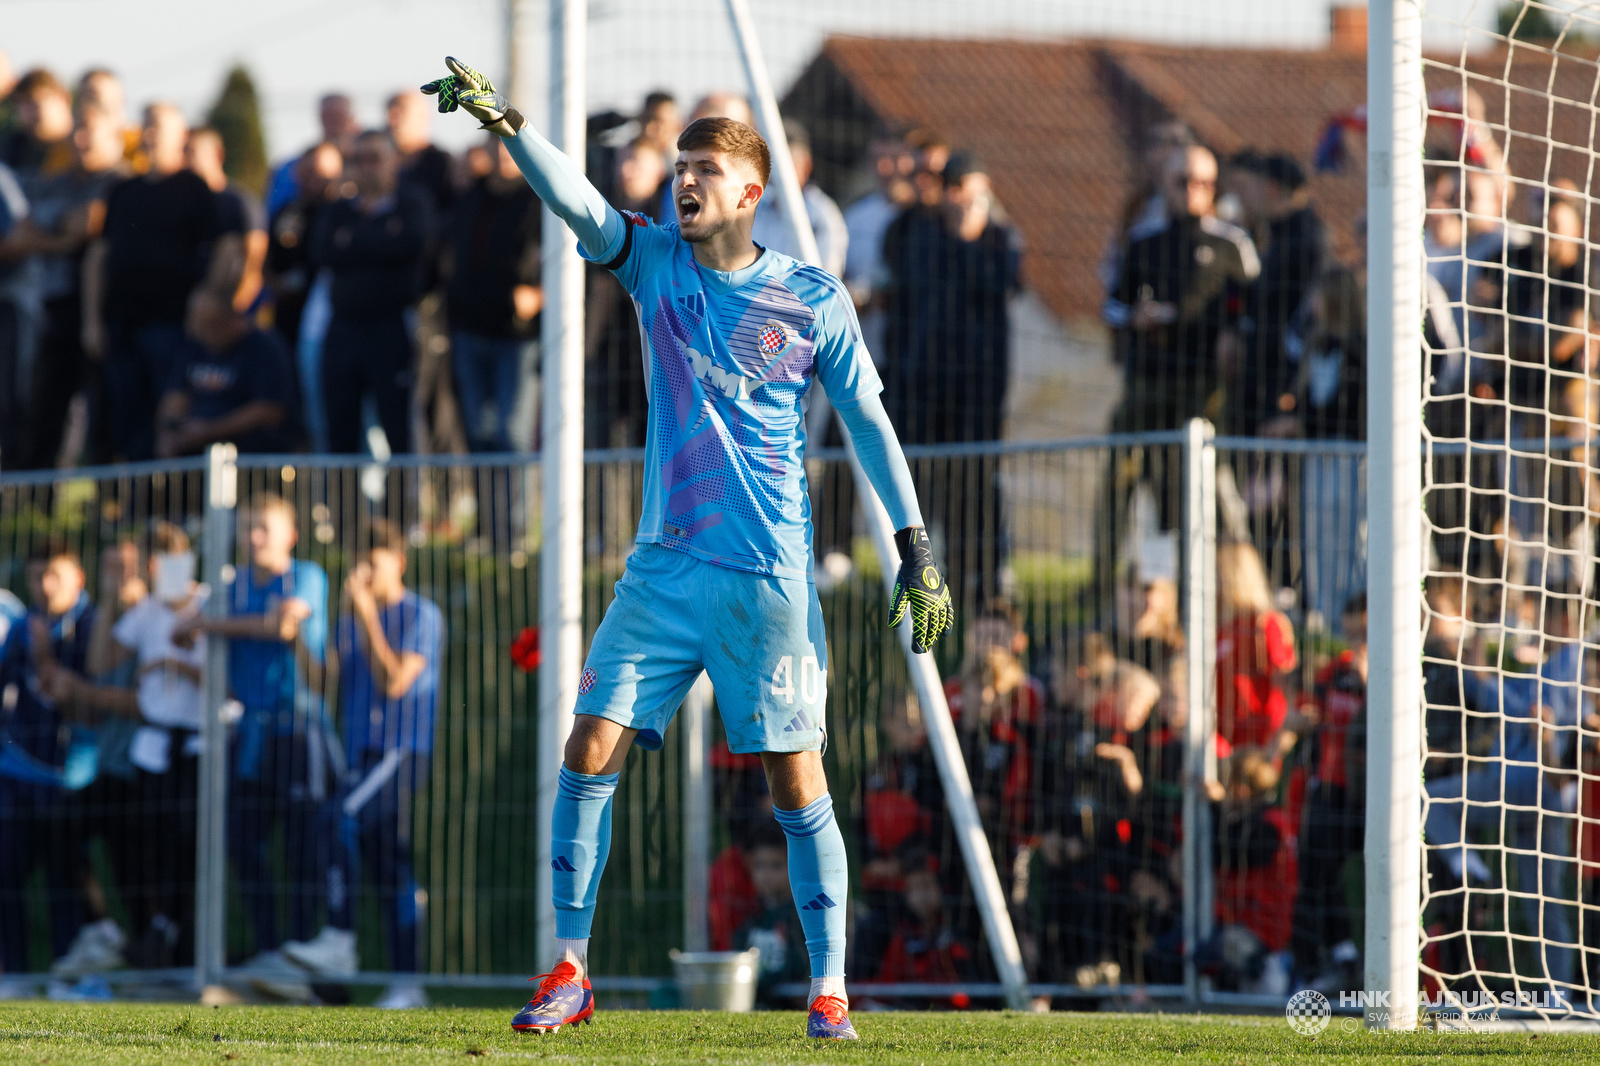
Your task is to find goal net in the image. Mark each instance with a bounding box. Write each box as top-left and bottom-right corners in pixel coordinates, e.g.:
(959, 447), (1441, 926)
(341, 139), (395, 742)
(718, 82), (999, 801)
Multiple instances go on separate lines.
(1417, 0), (1600, 1019)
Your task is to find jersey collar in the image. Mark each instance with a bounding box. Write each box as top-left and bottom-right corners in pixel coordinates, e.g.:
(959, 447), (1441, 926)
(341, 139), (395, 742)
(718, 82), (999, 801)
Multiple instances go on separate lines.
(691, 243), (779, 296)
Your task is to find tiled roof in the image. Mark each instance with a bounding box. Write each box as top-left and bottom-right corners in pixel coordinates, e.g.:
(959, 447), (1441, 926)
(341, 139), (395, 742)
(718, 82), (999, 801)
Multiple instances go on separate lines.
(812, 36), (1370, 322)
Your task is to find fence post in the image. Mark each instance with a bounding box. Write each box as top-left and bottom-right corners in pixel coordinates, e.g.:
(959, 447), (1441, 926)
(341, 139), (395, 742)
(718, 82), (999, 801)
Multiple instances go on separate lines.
(535, 0), (587, 972)
(195, 443), (236, 990)
(1365, 0), (1424, 1031)
(681, 673), (712, 953)
(1181, 419), (1216, 1006)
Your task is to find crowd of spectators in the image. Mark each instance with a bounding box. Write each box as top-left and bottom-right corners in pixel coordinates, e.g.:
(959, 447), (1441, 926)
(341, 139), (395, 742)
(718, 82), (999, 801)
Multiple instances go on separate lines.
(0, 505), (444, 1007)
(4, 45), (1599, 1009)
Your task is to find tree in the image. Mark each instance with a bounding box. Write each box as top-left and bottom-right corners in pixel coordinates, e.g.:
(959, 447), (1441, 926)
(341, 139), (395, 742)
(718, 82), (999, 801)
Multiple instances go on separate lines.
(206, 64), (268, 196)
(1497, 2), (1570, 42)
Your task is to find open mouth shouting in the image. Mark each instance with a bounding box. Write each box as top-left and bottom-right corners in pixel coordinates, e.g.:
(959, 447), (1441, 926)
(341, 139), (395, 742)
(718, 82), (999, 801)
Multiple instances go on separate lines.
(677, 192), (703, 226)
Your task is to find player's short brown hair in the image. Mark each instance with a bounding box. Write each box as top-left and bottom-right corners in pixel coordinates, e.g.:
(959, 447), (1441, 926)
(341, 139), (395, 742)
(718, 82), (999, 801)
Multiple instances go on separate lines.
(677, 117), (770, 186)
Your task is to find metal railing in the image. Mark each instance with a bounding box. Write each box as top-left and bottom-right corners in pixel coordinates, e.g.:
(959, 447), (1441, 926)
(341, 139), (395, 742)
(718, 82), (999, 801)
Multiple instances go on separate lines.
(0, 426), (1374, 1007)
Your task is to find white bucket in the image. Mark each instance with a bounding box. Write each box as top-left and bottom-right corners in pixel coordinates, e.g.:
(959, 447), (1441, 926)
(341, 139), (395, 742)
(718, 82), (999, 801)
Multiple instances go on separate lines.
(668, 947), (761, 1011)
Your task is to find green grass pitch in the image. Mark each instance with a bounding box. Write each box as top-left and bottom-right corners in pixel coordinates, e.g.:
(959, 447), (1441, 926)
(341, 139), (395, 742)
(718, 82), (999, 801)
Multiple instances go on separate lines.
(2, 1004), (1597, 1064)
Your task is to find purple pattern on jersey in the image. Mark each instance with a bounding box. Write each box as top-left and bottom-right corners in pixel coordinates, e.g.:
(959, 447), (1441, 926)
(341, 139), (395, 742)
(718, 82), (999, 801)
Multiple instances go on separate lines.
(586, 217), (882, 578)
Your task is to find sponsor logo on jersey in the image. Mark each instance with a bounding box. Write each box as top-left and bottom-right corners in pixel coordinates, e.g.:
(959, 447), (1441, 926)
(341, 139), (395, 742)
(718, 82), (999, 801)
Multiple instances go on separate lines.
(578, 667), (597, 695)
(676, 292), (705, 318)
(687, 346), (751, 400)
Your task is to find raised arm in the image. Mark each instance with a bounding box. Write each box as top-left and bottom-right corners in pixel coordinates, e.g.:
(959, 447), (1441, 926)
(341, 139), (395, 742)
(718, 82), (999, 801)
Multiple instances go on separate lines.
(422, 57), (621, 261)
(834, 394), (922, 533)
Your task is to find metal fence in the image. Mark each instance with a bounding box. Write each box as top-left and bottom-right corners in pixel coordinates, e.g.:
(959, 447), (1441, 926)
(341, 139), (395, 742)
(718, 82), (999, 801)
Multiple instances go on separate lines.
(0, 429), (1372, 1006)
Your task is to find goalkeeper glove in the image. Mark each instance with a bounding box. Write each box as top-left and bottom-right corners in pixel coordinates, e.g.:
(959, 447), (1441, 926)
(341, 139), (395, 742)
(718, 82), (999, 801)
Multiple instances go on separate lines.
(421, 57), (524, 134)
(889, 527), (954, 655)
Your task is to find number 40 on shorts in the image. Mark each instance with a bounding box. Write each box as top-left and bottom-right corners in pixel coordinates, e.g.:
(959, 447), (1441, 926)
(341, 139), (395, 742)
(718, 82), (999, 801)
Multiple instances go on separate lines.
(770, 655), (821, 705)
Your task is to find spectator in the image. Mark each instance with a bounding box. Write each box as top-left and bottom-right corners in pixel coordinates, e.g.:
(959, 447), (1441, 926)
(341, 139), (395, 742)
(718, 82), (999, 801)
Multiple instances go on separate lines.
(1105, 144), (1259, 434)
(733, 823), (811, 1006)
(881, 151), (1020, 605)
(637, 90), (683, 171)
(5, 102), (127, 469)
(55, 523), (206, 968)
(310, 129), (433, 455)
(873, 857), (978, 991)
(74, 68), (141, 173)
(0, 155), (25, 464)
(154, 286), (298, 456)
(1291, 592), (1365, 990)
(35, 540), (141, 981)
(441, 136), (541, 453)
(265, 92), (359, 218)
(882, 151), (1018, 444)
(584, 138), (661, 450)
(842, 134), (916, 356)
(1097, 119), (1195, 297)
(186, 126), (268, 311)
(1215, 541), (1296, 752)
(0, 69), (73, 177)
(174, 495), (331, 988)
(84, 102), (221, 461)
(751, 119), (847, 278)
(1229, 151), (1326, 436)
(0, 546), (93, 975)
(286, 518), (443, 1010)
(946, 602), (1043, 834)
(265, 140), (342, 450)
(387, 89), (454, 215)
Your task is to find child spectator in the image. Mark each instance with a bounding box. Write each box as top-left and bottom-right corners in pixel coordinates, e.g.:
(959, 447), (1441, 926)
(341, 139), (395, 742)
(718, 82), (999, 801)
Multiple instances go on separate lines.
(1215, 541), (1297, 750)
(733, 823), (811, 1007)
(0, 546), (92, 975)
(1291, 591), (1366, 989)
(945, 601), (1044, 850)
(54, 523), (206, 968)
(875, 856), (978, 995)
(174, 494), (330, 994)
(285, 518), (443, 1010)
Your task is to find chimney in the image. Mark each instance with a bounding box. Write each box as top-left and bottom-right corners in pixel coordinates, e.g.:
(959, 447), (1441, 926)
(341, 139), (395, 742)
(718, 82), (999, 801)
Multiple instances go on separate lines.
(1330, 4), (1367, 55)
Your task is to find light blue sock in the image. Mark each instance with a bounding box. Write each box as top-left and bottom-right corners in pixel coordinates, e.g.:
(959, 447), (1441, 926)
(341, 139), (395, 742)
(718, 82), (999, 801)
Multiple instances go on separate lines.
(551, 765), (619, 939)
(772, 794), (847, 978)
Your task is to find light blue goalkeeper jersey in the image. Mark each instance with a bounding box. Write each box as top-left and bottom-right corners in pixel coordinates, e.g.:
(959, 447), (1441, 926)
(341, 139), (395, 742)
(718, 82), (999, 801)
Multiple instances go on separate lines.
(585, 210), (881, 580)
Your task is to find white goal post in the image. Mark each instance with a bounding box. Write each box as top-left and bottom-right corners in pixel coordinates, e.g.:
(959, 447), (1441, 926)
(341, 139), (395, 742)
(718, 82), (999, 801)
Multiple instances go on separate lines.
(1365, 0), (1425, 1033)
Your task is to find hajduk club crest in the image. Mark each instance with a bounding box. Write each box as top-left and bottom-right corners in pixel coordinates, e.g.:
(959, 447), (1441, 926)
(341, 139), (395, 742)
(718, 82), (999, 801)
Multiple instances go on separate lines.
(757, 321), (790, 356)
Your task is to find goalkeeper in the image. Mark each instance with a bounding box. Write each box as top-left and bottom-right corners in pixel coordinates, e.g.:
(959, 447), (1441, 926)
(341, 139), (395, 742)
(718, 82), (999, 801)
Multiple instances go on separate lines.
(421, 59), (952, 1039)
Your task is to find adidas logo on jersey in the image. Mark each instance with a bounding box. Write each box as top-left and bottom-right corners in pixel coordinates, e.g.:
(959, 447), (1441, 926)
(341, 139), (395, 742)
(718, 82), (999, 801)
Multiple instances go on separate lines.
(801, 892), (837, 911)
(687, 347), (750, 400)
(676, 293), (705, 318)
(552, 855), (577, 872)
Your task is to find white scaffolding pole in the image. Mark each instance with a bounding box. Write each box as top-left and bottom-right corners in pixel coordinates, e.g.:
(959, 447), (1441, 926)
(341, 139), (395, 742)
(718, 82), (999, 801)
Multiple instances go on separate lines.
(1180, 419), (1216, 1005)
(723, 0), (1031, 1011)
(535, 0), (586, 973)
(194, 443), (236, 990)
(1365, 0), (1424, 1032)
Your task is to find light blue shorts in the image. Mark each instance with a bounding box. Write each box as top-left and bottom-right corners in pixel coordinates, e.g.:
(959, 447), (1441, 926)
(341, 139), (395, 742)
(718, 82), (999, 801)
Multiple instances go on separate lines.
(575, 543), (827, 754)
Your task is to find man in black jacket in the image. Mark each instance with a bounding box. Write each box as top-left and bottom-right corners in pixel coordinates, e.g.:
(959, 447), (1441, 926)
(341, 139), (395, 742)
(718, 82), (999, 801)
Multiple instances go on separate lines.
(443, 137), (541, 452)
(311, 130), (433, 454)
(1104, 144), (1259, 434)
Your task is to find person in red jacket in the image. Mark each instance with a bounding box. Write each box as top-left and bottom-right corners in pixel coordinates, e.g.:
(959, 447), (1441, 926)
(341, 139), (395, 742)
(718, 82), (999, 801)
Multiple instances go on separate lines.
(1215, 542), (1297, 749)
